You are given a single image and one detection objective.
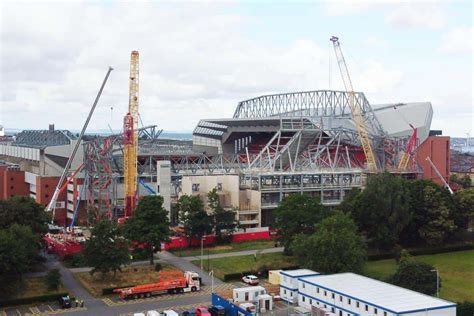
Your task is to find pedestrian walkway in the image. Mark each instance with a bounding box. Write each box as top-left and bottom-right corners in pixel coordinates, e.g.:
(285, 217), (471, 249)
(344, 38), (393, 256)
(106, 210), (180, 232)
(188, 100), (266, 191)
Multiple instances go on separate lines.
(182, 247), (284, 261)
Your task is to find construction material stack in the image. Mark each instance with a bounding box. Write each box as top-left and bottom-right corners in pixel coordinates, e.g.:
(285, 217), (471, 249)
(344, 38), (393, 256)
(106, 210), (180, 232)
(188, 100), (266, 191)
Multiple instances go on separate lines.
(123, 51), (139, 217)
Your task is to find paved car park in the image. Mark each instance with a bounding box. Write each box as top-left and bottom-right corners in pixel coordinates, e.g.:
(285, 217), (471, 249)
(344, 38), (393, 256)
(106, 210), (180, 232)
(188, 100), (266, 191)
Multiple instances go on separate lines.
(0, 303), (86, 316)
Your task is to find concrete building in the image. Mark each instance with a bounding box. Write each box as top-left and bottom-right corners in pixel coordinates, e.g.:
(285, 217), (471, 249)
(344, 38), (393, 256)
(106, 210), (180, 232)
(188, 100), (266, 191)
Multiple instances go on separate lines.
(280, 269), (320, 303)
(279, 270), (456, 316)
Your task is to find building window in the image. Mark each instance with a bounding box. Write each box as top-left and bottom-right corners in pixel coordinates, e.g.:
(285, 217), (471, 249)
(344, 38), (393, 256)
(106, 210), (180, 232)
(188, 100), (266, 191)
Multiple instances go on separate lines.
(10, 177), (14, 181)
(217, 183), (222, 191)
(331, 293), (335, 299)
(356, 302), (359, 308)
(383, 312), (387, 316)
(339, 295), (342, 302)
(290, 292), (293, 297)
(331, 308), (335, 313)
(324, 291), (327, 296)
(10, 186), (14, 190)
(365, 305), (368, 311)
(45, 184), (49, 188)
(374, 308), (378, 314)
(284, 290), (287, 294)
(339, 311), (342, 316)
(310, 299), (312, 305)
(317, 287), (320, 293)
(302, 283), (305, 288)
(348, 298), (351, 305)
(302, 297), (305, 302)
(45, 194), (49, 198)
(192, 183), (200, 192)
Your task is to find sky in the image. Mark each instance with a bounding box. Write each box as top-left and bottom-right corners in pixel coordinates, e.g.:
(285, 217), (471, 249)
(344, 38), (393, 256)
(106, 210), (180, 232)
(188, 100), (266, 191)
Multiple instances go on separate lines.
(0, 0), (472, 137)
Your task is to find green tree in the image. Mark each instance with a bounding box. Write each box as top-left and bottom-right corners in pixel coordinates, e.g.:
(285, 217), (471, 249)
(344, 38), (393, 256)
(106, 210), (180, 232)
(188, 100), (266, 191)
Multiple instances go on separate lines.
(0, 224), (40, 281)
(450, 174), (472, 188)
(418, 186), (456, 245)
(84, 220), (130, 277)
(390, 261), (440, 295)
(122, 196), (170, 265)
(177, 195), (213, 243)
(453, 188), (474, 230)
(340, 173), (410, 250)
(45, 269), (61, 291)
(290, 211), (366, 274)
(274, 193), (328, 253)
(0, 196), (49, 235)
(208, 188), (238, 243)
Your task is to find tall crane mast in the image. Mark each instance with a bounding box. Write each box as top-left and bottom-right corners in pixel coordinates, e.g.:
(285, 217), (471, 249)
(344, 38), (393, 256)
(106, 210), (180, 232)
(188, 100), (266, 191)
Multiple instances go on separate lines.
(123, 51), (139, 217)
(330, 36), (378, 171)
(426, 156), (454, 194)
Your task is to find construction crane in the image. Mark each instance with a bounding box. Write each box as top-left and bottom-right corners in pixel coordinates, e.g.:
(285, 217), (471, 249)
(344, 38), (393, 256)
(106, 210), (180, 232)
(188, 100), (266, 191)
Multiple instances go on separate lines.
(398, 125), (417, 170)
(123, 51), (139, 218)
(47, 67), (113, 223)
(330, 36), (378, 171)
(425, 156), (454, 194)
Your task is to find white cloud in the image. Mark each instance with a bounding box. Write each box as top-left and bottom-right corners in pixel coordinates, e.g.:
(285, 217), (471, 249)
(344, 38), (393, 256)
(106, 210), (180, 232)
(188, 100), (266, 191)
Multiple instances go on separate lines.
(323, 0), (396, 16)
(438, 26), (474, 53)
(385, 3), (447, 29)
(364, 36), (389, 50)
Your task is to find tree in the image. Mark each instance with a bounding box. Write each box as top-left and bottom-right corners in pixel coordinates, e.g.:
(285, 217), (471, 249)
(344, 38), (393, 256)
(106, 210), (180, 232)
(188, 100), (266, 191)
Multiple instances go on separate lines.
(418, 186), (456, 245)
(450, 173), (472, 189)
(45, 269), (61, 291)
(177, 195), (213, 243)
(453, 188), (474, 230)
(0, 224), (41, 291)
(0, 196), (49, 235)
(84, 220), (130, 277)
(340, 173), (410, 250)
(122, 196), (171, 265)
(390, 261), (440, 295)
(208, 188), (238, 243)
(290, 211), (366, 274)
(274, 193), (328, 253)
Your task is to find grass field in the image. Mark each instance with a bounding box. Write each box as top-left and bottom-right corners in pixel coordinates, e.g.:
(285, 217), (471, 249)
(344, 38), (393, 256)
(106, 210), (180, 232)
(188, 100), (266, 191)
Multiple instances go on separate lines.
(74, 264), (177, 297)
(192, 252), (296, 280)
(3, 276), (67, 299)
(363, 250), (474, 302)
(169, 239), (277, 257)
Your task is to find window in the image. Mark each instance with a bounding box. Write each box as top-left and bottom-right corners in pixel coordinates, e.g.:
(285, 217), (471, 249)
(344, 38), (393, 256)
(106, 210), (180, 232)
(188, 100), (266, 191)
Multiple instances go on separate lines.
(317, 287), (320, 293)
(331, 293), (335, 299)
(339, 311), (342, 316)
(324, 291), (327, 296)
(302, 283), (305, 288)
(302, 297), (305, 302)
(374, 308), (378, 314)
(45, 184), (49, 188)
(45, 194), (49, 198)
(339, 296), (342, 302)
(310, 299), (312, 305)
(290, 292), (293, 297)
(192, 183), (200, 192)
(217, 183), (223, 191)
(356, 301), (359, 308)
(348, 298), (351, 305)
(384, 312), (387, 316)
(331, 308), (335, 313)
(284, 290), (287, 294)
(365, 305), (368, 311)
(10, 186), (14, 190)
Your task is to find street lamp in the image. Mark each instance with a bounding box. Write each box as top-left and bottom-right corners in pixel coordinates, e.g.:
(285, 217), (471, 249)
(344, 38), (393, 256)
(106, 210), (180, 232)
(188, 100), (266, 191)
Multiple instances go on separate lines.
(209, 270), (214, 293)
(200, 236), (205, 270)
(431, 269), (439, 297)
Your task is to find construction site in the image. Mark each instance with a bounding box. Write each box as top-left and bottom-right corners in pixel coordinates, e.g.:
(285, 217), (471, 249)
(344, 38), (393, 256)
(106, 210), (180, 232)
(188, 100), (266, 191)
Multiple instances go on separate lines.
(0, 38), (451, 229)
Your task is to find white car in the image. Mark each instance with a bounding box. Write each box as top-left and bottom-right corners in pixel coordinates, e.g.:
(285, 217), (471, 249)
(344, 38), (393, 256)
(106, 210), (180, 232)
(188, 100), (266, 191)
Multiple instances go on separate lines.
(242, 275), (259, 285)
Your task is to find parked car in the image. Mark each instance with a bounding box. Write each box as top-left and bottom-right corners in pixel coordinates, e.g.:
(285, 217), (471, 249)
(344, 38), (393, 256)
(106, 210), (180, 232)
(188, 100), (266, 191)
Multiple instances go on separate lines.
(162, 310), (179, 316)
(58, 295), (71, 309)
(208, 305), (226, 316)
(195, 307), (211, 316)
(182, 310), (196, 316)
(242, 275), (259, 285)
(146, 311), (160, 316)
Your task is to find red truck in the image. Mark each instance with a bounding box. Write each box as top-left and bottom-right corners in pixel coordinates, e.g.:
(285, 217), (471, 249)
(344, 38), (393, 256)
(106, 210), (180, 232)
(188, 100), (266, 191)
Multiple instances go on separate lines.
(113, 271), (201, 299)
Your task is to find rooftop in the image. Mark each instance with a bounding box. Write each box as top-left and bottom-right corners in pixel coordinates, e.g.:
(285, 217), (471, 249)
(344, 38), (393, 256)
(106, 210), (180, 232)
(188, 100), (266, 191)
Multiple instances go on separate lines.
(280, 269), (320, 277)
(300, 273), (456, 314)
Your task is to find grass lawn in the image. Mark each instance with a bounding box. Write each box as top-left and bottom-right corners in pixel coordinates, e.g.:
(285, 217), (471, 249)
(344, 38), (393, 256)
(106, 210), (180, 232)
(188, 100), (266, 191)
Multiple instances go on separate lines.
(364, 250), (474, 302)
(73, 264), (178, 297)
(2, 276), (67, 300)
(169, 239), (277, 257)
(192, 252), (296, 280)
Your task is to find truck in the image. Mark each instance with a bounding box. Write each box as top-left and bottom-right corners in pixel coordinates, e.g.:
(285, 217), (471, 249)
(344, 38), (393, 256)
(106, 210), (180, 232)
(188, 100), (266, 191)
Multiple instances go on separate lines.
(113, 271), (201, 300)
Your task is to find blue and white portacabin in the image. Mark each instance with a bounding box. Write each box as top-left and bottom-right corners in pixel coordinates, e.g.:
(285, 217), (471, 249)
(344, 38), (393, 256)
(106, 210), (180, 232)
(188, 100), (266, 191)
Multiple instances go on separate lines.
(280, 270), (456, 316)
(279, 269), (320, 303)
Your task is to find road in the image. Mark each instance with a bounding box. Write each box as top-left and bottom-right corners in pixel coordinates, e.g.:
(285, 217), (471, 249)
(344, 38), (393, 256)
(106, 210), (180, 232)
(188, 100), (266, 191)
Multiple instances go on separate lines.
(182, 247), (284, 261)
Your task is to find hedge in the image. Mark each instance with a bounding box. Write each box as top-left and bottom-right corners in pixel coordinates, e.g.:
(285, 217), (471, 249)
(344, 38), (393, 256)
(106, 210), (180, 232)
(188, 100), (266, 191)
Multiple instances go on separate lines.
(102, 285), (136, 295)
(367, 243), (474, 261)
(0, 292), (70, 308)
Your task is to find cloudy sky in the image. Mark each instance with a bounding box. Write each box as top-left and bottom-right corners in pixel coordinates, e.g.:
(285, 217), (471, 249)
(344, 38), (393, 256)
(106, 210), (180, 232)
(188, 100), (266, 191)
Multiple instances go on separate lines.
(0, 0), (472, 136)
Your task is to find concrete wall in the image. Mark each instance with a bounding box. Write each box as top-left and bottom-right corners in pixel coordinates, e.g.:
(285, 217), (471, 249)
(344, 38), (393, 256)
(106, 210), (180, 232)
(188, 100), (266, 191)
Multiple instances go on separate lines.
(417, 136), (450, 186)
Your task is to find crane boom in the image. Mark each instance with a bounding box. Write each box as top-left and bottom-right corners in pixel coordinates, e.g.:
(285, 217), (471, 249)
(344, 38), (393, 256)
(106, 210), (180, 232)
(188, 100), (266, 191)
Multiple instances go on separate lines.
(124, 51), (139, 217)
(330, 36), (378, 171)
(425, 156), (454, 194)
(398, 126), (417, 170)
(47, 67), (113, 223)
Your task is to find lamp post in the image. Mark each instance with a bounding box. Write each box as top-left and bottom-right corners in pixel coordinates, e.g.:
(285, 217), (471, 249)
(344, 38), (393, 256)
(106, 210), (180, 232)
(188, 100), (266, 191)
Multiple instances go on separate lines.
(431, 269), (439, 297)
(200, 237), (205, 270)
(209, 270), (214, 293)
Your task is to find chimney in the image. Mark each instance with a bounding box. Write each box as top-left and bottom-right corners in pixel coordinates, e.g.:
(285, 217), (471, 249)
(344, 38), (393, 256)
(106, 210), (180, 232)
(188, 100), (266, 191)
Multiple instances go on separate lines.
(49, 124), (55, 131)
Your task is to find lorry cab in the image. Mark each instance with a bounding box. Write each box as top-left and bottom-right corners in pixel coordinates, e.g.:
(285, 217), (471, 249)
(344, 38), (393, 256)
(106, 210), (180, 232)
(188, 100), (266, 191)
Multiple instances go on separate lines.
(184, 271), (201, 291)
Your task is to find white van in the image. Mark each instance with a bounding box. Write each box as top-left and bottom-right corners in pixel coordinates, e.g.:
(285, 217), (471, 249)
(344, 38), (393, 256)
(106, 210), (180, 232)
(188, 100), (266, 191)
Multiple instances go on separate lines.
(162, 310), (179, 316)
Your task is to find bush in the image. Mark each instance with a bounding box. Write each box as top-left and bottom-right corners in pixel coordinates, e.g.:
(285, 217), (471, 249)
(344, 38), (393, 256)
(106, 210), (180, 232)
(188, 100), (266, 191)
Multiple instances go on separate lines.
(154, 263), (162, 272)
(0, 292), (69, 307)
(457, 301), (474, 316)
(62, 253), (87, 268)
(389, 261), (439, 295)
(45, 269), (61, 291)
